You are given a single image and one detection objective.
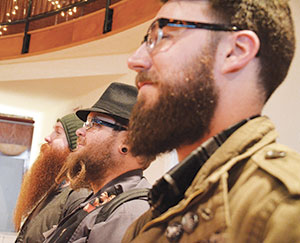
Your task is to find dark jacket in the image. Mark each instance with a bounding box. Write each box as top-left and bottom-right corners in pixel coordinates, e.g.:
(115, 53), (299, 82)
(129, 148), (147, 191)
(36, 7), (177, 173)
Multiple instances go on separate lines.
(43, 170), (151, 243)
(15, 185), (90, 243)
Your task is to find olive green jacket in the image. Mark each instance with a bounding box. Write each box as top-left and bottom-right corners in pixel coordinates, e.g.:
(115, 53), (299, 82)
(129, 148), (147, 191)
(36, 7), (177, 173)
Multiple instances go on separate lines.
(122, 117), (300, 243)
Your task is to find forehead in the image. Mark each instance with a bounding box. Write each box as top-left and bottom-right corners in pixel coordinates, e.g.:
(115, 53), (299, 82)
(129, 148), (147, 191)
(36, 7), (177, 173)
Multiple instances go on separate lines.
(87, 112), (116, 124)
(157, 0), (212, 22)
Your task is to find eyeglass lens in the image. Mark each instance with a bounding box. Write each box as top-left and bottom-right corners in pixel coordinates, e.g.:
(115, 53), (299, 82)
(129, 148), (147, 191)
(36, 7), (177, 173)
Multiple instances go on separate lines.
(147, 21), (160, 50)
(146, 21), (172, 53)
(83, 118), (126, 131)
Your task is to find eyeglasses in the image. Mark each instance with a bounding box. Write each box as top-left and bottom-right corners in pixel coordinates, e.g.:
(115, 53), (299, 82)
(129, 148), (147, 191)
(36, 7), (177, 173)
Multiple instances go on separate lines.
(83, 117), (127, 131)
(143, 18), (241, 53)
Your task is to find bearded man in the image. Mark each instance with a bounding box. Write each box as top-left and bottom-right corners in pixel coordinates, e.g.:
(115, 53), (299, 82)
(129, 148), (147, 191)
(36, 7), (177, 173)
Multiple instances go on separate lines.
(14, 113), (90, 243)
(123, 0), (300, 242)
(43, 82), (153, 243)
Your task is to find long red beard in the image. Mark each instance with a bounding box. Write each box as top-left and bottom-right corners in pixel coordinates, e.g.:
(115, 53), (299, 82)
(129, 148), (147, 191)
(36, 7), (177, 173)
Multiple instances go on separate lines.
(13, 143), (69, 230)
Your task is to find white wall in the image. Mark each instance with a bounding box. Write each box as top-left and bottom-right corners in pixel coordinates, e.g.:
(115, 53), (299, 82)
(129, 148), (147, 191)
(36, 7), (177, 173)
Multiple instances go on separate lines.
(263, 0), (300, 152)
(0, 233), (17, 243)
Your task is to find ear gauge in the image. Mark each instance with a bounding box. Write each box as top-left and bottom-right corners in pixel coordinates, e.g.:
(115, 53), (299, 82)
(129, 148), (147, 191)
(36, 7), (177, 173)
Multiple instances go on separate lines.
(121, 147), (128, 153)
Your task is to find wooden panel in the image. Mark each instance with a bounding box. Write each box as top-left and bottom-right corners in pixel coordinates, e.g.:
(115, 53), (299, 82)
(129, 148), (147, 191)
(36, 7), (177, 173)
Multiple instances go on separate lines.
(0, 115), (34, 149)
(0, 34), (23, 56)
(29, 22), (74, 52)
(72, 9), (105, 42)
(112, 0), (161, 30)
(0, 121), (34, 147)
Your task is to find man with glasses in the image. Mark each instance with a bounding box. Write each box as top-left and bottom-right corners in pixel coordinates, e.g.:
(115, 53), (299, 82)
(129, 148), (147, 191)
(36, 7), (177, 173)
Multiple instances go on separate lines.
(43, 82), (153, 243)
(123, 0), (300, 242)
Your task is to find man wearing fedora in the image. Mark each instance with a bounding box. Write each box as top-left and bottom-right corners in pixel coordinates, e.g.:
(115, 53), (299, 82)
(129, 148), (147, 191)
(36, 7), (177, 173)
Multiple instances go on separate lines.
(43, 82), (153, 243)
(14, 113), (90, 243)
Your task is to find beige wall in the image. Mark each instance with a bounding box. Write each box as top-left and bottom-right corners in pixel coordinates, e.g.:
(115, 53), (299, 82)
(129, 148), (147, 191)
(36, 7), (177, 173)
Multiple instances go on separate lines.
(263, 0), (300, 152)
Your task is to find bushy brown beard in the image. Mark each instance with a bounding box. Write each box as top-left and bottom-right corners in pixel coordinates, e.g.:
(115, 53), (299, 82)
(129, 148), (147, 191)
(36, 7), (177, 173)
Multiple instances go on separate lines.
(13, 143), (69, 230)
(128, 49), (218, 158)
(57, 135), (117, 191)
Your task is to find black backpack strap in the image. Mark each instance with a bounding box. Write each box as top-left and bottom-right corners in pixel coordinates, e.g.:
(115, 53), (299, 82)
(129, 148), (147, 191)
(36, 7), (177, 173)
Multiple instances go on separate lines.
(95, 188), (150, 224)
(46, 208), (89, 243)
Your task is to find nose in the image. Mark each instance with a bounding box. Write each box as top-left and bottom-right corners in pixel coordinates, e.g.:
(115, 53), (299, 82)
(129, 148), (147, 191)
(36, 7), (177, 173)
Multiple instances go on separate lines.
(44, 135), (51, 143)
(127, 44), (152, 72)
(76, 127), (86, 137)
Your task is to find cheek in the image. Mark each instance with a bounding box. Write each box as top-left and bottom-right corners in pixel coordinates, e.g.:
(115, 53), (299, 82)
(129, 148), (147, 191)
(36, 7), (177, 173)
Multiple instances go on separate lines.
(153, 37), (192, 64)
(51, 138), (69, 150)
(85, 131), (111, 145)
(152, 52), (180, 75)
(152, 52), (191, 85)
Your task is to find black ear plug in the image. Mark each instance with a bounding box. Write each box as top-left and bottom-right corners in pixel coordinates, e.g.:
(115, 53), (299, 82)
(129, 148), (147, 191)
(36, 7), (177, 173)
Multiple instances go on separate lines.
(121, 147), (128, 153)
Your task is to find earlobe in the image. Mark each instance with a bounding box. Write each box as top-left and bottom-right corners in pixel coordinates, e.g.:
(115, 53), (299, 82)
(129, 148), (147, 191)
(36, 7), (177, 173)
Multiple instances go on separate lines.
(222, 30), (260, 74)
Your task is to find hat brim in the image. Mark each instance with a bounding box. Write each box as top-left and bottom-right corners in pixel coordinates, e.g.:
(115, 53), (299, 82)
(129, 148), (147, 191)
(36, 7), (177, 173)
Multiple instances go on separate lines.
(76, 108), (129, 126)
(76, 107), (112, 122)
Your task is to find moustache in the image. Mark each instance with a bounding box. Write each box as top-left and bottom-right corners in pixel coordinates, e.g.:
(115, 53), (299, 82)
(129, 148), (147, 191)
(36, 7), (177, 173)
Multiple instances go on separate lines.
(135, 71), (159, 87)
(76, 137), (86, 148)
(40, 143), (51, 152)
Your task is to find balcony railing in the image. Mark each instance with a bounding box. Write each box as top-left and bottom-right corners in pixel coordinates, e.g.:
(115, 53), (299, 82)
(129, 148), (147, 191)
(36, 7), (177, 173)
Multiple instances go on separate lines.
(0, 0), (121, 36)
(0, 0), (160, 59)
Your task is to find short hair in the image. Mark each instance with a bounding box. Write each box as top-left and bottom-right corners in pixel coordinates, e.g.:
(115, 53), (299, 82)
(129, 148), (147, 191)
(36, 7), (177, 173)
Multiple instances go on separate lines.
(160, 0), (296, 102)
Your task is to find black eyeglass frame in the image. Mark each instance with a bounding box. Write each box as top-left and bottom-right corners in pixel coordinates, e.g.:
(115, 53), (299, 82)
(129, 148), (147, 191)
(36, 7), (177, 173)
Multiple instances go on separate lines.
(84, 117), (127, 131)
(143, 18), (241, 50)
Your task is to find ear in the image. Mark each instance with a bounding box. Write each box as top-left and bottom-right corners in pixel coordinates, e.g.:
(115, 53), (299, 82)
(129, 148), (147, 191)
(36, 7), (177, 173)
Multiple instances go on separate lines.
(221, 30), (260, 74)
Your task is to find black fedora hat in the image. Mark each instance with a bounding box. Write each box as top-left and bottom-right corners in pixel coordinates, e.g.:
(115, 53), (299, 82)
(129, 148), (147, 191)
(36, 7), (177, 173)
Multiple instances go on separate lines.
(76, 82), (138, 125)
